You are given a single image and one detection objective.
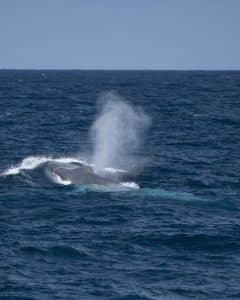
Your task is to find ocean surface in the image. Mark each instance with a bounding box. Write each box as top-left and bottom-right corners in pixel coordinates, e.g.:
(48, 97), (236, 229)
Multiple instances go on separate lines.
(0, 70), (240, 300)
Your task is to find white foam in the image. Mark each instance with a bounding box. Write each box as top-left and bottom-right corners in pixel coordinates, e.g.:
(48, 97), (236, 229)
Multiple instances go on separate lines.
(2, 156), (51, 176)
(51, 173), (72, 186)
(1, 156), (88, 176)
(120, 181), (140, 189)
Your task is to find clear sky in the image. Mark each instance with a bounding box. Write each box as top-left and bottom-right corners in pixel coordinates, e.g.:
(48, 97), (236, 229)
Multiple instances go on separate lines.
(0, 0), (240, 70)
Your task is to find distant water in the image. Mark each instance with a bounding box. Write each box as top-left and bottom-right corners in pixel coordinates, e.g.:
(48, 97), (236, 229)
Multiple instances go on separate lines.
(0, 70), (240, 299)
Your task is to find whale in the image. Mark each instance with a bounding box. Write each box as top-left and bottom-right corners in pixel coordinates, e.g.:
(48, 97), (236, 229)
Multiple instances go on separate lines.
(45, 161), (118, 185)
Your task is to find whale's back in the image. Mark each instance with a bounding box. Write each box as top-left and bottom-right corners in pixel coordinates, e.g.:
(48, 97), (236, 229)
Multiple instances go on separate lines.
(46, 161), (117, 185)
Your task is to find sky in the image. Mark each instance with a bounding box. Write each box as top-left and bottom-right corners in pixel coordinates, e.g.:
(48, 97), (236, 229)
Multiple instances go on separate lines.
(0, 0), (240, 70)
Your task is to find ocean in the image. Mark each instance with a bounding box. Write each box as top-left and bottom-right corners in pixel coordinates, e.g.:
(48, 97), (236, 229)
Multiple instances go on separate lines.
(0, 70), (239, 299)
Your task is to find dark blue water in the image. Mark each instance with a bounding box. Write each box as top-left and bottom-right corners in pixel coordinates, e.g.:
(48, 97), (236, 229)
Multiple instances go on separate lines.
(0, 70), (240, 299)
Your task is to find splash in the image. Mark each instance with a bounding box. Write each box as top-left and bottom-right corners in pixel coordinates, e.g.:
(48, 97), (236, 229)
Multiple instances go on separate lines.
(1, 156), (88, 176)
(50, 172), (72, 186)
(120, 182), (140, 189)
(2, 156), (51, 176)
(90, 92), (150, 172)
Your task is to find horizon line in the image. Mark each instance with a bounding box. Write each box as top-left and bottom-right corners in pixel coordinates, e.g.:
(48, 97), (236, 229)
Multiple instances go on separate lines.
(1, 68), (240, 72)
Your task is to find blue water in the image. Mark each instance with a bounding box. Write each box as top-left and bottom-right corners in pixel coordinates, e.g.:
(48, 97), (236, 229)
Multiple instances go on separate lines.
(0, 70), (240, 299)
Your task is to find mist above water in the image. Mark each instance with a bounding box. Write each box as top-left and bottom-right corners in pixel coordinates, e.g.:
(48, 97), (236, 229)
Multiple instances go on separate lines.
(90, 92), (150, 172)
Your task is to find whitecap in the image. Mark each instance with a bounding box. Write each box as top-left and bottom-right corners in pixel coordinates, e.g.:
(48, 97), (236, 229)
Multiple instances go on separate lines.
(1, 155), (89, 176)
(120, 181), (140, 189)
